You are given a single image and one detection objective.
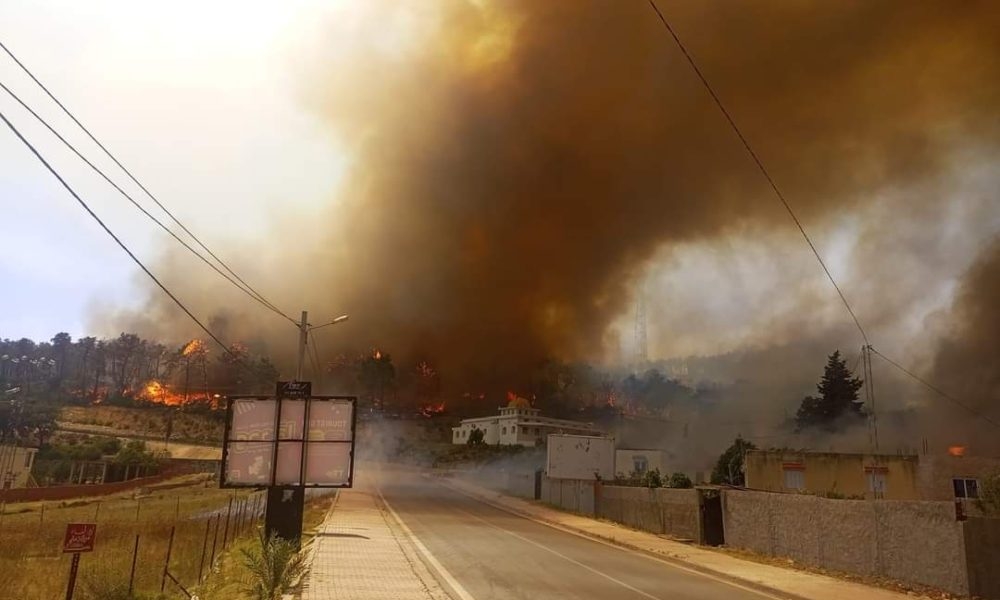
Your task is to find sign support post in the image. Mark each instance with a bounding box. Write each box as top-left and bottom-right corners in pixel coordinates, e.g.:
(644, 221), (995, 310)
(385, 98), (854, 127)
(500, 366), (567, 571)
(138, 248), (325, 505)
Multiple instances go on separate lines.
(63, 523), (97, 600)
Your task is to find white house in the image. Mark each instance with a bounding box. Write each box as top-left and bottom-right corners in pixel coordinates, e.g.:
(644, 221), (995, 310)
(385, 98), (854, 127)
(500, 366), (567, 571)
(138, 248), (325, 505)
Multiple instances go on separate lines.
(452, 397), (601, 447)
(615, 448), (668, 477)
(0, 445), (38, 489)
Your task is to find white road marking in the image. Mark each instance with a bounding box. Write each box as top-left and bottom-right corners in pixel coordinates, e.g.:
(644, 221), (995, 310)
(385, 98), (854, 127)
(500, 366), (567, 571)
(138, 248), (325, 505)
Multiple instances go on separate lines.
(443, 481), (788, 600)
(378, 489), (478, 600)
(455, 506), (666, 600)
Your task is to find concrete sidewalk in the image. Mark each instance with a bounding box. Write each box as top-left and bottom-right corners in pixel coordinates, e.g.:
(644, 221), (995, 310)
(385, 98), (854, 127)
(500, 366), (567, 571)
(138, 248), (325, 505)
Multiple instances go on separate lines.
(302, 489), (448, 600)
(443, 477), (935, 600)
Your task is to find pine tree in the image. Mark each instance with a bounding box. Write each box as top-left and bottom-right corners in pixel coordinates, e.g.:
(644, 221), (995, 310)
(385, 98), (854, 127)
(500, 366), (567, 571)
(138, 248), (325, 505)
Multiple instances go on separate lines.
(795, 350), (865, 431)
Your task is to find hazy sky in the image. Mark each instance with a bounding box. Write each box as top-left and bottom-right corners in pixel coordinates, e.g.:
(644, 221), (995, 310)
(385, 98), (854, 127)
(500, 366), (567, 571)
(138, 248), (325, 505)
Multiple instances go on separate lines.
(1, 1), (996, 381)
(0, 0), (348, 341)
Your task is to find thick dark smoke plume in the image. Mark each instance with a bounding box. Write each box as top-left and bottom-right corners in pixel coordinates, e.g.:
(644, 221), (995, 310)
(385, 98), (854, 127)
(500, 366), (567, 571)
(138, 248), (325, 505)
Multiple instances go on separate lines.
(111, 1), (999, 401)
(931, 237), (1000, 417)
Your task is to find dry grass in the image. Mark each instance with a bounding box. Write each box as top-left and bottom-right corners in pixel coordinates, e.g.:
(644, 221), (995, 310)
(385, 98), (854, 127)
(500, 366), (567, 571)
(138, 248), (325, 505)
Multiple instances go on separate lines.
(0, 475), (262, 600)
(60, 405), (223, 445)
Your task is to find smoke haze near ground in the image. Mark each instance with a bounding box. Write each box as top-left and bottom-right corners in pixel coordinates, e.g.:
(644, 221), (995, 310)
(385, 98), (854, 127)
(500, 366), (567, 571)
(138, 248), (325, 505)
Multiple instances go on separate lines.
(103, 1), (999, 433)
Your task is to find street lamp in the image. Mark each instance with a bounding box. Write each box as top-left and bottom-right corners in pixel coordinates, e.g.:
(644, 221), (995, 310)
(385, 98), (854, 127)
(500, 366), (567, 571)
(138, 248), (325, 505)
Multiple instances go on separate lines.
(295, 313), (349, 381)
(309, 314), (349, 332)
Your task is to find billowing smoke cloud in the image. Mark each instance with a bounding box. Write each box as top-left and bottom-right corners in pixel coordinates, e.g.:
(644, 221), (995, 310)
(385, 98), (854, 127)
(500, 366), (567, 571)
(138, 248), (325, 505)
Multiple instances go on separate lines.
(108, 1), (999, 405)
(931, 237), (1000, 417)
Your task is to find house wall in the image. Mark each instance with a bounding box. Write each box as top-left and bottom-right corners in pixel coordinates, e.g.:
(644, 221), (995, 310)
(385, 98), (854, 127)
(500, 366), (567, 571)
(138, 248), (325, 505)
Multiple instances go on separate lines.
(0, 446), (37, 489)
(721, 489), (969, 596)
(615, 449), (667, 477)
(916, 454), (1000, 501)
(745, 450), (920, 500)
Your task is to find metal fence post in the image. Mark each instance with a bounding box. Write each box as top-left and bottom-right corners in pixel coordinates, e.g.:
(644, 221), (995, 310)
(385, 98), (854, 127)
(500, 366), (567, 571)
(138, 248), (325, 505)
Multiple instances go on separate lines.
(238, 498), (246, 536)
(128, 534), (139, 595)
(221, 497), (233, 549)
(209, 514), (220, 570)
(161, 526), (175, 593)
(198, 517), (211, 582)
(93, 501), (101, 523)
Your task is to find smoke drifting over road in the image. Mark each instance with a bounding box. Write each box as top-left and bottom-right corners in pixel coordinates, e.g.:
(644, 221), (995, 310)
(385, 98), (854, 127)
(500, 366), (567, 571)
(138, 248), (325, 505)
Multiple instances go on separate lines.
(113, 1), (999, 406)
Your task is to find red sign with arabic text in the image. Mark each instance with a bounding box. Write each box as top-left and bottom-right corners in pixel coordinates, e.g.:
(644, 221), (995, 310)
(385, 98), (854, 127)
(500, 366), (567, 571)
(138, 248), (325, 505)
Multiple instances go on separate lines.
(63, 523), (97, 553)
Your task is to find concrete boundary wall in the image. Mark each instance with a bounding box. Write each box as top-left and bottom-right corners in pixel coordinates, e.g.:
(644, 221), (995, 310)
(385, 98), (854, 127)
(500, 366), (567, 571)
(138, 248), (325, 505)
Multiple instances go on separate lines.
(596, 486), (703, 542)
(540, 477), (595, 515)
(721, 490), (970, 596)
(963, 517), (1000, 600)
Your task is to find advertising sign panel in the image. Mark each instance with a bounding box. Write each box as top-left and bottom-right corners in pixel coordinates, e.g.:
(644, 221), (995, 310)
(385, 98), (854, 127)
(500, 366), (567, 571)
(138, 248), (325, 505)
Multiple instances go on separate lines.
(221, 391), (356, 488)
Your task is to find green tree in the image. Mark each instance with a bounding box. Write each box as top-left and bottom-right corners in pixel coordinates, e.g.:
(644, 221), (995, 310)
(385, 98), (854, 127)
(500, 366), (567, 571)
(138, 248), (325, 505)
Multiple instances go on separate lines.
(241, 530), (307, 600)
(978, 469), (1000, 515)
(466, 427), (485, 446)
(668, 472), (693, 488)
(711, 437), (757, 486)
(795, 350), (865, 432)
(359, 351), (395, 411)
(641, 468), (663, 488)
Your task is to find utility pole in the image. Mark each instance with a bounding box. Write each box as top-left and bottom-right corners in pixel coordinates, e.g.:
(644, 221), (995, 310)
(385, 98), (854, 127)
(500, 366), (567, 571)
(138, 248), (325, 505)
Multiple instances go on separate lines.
(296, 311), (308, 381)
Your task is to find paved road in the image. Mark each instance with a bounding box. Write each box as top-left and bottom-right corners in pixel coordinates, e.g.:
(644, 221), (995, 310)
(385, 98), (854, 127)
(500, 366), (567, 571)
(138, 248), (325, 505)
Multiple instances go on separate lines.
(380, 473), (773, 600)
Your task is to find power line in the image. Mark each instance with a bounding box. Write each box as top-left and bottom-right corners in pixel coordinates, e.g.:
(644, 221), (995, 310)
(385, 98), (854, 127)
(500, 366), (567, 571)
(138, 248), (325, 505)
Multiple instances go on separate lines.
(869, 346), (999, 429)
(0, 40), (295, 324)
(645, 1), (869, 347)
(0, 108), (248, 371)
(0, 79), (298, 326)
(643, 4), (1000, 434)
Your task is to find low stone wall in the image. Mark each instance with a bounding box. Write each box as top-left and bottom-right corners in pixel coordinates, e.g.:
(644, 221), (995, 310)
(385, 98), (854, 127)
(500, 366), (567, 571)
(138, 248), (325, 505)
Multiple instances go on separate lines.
(596, 486), (702, 542)
(722, 489), (970, 596)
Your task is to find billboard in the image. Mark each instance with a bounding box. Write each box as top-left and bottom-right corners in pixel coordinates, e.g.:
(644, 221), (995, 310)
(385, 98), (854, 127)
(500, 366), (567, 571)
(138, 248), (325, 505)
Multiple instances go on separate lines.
(221, 387), (356, 488)
(546, 434), (615, 480)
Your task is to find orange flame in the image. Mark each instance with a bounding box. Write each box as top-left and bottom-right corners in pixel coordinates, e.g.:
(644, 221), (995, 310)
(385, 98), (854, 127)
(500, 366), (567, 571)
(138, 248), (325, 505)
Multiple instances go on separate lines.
(373, 349), (382, 360)
(138, 379), (212, 406)
(948, 445), (967, 457)
(182, 339), (206, 357)
(419, 401), (446, 417)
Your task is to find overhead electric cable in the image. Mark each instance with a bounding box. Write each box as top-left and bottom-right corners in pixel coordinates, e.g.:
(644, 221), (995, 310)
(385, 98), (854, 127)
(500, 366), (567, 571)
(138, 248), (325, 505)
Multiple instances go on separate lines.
(0, 109), (258, 375)
(643, 3), (1000, 433)
(645, 1), (869, 346)
(0, 40), (295, 324)
(868, 346), (999, 429)
(0, 79), (297, 326)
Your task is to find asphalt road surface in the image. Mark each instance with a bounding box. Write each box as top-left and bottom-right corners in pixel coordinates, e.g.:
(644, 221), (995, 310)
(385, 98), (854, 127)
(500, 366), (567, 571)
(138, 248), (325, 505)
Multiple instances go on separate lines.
(380, 473), (776, 600)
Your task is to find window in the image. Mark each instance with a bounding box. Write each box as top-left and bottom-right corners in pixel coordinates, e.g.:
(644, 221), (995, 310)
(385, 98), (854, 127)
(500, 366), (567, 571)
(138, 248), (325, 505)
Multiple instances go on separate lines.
(867, 471), (887, 498)
(783, 468), (805, 491)
(954, 478), (979, 499)
(632, 456), (648, 475)
(501, 426), (507, 435)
